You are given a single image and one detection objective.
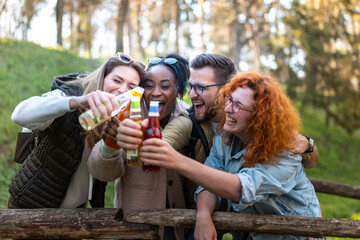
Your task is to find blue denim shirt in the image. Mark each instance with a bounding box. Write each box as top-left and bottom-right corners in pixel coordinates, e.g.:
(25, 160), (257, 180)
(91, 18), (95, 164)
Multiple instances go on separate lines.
(195, 135), (320, 240)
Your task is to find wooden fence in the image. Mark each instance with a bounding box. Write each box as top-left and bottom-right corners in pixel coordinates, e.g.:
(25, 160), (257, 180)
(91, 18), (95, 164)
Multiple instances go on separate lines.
(1, 178), (360, 239)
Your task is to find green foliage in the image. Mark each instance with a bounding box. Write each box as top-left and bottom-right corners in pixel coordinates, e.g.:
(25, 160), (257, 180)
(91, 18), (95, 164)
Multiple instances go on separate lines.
(0, 39), (100, 209)
(1, 40), (360, 240)
(0, 39), (100, 159)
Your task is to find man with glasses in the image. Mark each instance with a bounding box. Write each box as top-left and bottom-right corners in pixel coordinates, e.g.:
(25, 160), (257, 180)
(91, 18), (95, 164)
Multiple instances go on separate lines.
(114, 53), (318, 239)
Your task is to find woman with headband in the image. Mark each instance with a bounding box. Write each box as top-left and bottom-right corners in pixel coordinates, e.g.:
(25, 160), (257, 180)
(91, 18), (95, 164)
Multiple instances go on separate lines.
(88, 53), (190, 239)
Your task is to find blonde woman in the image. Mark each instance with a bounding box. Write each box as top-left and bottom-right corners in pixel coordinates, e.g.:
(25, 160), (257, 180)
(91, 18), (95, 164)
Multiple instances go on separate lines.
(8, 53), (145, 209)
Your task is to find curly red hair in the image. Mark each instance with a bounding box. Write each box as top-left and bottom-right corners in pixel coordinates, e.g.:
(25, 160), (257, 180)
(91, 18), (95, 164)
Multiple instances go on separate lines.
(217, 72), (301, 167)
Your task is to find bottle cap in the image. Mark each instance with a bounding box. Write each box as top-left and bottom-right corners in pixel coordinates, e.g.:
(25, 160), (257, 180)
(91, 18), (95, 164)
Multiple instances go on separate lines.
(149, 101), (159, 116)
(131, 86), (144, 97)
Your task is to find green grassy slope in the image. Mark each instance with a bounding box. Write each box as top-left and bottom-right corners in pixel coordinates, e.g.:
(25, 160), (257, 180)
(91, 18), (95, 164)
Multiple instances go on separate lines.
(0, 39), (104, 208)
(0, 39), (359, 240)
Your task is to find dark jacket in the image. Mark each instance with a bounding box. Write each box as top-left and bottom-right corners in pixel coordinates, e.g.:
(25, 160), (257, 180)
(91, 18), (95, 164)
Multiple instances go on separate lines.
(8, 73), (85, 208)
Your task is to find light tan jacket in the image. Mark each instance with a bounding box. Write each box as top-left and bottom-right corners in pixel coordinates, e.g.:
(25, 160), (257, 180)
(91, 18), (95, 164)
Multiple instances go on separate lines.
(162, 112), (215, 209)
(88, 99), (189, 240)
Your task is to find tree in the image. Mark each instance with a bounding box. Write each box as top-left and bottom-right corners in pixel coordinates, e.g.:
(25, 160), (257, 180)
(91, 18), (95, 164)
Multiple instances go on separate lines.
(55, 0), (64, 46)
(282, 0), (360, 134)
(18, 0), (45, 41)
(116, 0), (129, 53)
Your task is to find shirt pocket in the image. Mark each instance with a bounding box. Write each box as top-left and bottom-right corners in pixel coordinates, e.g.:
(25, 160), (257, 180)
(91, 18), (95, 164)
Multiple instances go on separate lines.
(123, 166), (159, 190)
(275, 197), (297, 215)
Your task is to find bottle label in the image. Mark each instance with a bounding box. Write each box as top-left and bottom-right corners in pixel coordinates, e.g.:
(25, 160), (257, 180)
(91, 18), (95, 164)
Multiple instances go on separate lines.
(127, 149), (138, 160)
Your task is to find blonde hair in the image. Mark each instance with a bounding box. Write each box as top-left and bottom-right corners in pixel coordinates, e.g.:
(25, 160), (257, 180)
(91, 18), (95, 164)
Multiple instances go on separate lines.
(73, 56), (146, 148)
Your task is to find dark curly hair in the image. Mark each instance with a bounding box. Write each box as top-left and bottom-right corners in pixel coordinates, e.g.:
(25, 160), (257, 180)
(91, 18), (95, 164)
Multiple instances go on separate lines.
(147, 54), (190, 98)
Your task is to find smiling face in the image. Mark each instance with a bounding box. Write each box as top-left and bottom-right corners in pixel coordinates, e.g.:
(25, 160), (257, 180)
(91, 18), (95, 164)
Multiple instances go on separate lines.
(223, 86), (255, 142)
(143, 65), (178, 124)
(103, 65), (141, 96)
(189, 66), (223, 123)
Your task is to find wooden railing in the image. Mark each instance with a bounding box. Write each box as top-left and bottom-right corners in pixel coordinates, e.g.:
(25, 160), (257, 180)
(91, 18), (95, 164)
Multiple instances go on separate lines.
(1, 178), (359, 239)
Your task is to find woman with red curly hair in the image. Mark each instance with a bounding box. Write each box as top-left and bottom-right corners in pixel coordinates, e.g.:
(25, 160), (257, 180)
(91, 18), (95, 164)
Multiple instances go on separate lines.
(140, 72), (320, 240)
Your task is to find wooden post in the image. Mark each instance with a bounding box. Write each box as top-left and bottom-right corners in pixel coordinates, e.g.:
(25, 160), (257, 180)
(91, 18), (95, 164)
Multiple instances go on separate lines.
(309, 178), (360, 199)
(0, 208), (158, 239)
(2, 208), (360, 239)
(123, 209), (360, 238)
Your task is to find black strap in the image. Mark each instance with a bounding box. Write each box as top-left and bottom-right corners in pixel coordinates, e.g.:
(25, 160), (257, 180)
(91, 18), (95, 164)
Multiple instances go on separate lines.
(187, 106), (210, 159)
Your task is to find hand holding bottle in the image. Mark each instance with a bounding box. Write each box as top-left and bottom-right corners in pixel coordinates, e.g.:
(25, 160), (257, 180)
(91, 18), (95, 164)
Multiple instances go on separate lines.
(115, 118), (144, 150)
(101, 117), (121, 147)
(70, 90), (118, 120)
(78, 86), (144, 131)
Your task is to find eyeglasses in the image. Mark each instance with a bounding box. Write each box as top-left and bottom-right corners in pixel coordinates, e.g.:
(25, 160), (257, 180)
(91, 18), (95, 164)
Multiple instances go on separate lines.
(115, 52), (146, 69)
(186, 82), (225, 95)
(148, 57), (178, 65)
(225, 95), (254, 113)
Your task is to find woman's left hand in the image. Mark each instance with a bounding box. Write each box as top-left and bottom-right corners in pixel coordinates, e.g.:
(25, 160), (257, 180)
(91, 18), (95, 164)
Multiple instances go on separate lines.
(139, 138), (183, 170)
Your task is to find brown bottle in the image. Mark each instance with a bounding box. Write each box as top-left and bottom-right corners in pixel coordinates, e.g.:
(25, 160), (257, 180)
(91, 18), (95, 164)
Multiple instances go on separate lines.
(142, 101), (161, 172)
(104, 88), (144, 150)
(104, 102), (130, 150)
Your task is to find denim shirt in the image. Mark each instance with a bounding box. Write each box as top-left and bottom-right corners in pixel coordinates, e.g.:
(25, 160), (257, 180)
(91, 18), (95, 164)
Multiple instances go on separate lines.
(195, 135), (320, 240)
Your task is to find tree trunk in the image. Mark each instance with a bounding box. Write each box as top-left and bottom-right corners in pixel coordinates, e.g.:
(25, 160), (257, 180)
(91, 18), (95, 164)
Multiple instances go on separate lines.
(2, 208), (360, 239)
(309, 178), (360, 199)
(127, 7), (133, 55)
(56, 0), (64, 46)
(135, 0), (145, 59)
(0, 208), (158, 239)
(198, 0), (206, 52)
(174, 0), (180, 53)
(124, 209), (360, 238)
(116, 0), (129, 53)
(232, 0), (241, 70)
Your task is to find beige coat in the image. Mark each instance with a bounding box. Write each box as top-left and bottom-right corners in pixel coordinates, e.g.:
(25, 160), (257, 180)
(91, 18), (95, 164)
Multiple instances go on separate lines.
(162, 112), (215, 209)
(88, 99), (189, 240)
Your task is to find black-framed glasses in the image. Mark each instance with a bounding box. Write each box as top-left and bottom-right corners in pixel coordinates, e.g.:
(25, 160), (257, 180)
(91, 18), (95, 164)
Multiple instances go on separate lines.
(115, 52), (146, 69)
(224, 95), (254, 113)
(148, 57), (178, 65)
(186, 82), (225, 95)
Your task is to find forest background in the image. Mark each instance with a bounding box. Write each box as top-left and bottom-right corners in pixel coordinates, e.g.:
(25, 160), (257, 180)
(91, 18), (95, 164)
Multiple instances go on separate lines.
(0, 0), (360, 240)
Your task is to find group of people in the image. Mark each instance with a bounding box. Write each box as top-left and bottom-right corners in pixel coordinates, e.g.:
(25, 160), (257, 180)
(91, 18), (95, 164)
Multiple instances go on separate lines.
(9, 51), (320, 240)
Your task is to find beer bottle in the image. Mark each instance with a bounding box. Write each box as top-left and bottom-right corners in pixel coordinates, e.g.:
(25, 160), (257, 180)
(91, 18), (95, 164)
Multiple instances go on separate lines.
(78, 86), (144, 131)
(103, 102), (130, 150)
(126, 96), (143, 167)
(142, 101), (161, 172)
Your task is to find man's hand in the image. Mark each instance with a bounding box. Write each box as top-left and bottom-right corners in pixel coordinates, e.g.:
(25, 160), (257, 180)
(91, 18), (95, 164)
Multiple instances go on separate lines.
(288, 134), (309, 153)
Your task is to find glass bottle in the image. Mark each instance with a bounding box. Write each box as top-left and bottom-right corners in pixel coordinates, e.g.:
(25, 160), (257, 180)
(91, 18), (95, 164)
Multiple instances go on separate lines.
(78, 86), (144, 131)
(103, 102), (131, 150)
(142, 101), (161, 172)
(126, 96), (143, 167)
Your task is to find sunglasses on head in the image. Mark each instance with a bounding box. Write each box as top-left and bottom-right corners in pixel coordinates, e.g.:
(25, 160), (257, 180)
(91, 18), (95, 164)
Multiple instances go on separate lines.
(148, 57), (178, 65)
(115, 52), (146, 69)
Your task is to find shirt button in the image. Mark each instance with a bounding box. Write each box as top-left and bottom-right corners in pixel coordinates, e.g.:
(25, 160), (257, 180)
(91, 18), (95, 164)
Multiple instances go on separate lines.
(168, 180), (173, 186)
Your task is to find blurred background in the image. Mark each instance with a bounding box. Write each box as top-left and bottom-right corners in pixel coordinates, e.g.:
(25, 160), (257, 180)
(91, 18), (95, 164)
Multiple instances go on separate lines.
(0, 0), (360, 239)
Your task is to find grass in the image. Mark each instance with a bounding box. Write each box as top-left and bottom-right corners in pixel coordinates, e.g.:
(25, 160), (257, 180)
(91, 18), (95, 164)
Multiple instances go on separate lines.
(0, 39), (360, 239)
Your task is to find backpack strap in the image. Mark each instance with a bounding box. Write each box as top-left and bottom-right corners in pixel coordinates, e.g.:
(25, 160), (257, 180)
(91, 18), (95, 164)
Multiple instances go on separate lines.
(187, 106), (210, 159)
